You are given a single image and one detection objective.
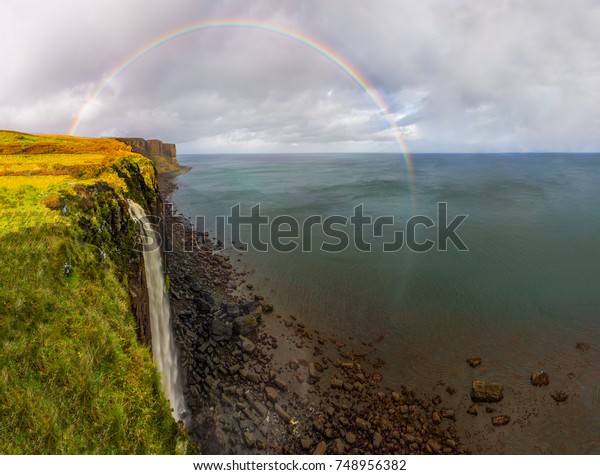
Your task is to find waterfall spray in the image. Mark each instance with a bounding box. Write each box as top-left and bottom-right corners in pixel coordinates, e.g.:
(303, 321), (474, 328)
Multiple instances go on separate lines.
(128, 200), (185, 420)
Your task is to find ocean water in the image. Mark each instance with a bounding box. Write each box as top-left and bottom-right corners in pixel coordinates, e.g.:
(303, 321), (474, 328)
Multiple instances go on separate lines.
(172, 153), (600, 453)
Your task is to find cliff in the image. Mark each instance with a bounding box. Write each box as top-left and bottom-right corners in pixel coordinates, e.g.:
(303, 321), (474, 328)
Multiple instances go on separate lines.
(114, 137), (184, 175)
(0, 130), (195, 454)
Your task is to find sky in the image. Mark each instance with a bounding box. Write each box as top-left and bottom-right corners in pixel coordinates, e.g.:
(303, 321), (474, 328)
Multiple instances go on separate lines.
(2, 0), (600, 153)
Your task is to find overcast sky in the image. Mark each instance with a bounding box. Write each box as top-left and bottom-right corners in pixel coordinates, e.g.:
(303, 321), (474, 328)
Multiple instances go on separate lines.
(2, 0), (600, 153)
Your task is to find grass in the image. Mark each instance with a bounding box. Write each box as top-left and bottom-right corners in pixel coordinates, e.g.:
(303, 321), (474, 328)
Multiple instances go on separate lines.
(0, 130), (194, 454)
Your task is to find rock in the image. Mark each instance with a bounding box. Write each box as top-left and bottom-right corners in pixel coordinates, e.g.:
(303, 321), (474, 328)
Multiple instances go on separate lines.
(467, 404), (479, 416)
(224, 302), (240, 318)
(238, 335), (255, 354)
(210, 319), (232, 341)
(243, 431), (257, 448)
(262, 303), (273, 312)
(373, 432), (383, 449)
(471, 380), (504, 403)
(313, 441), (327, 455)
(551, 391), (569, 403)
(330, 376), (343, 389)
(333, 438), (345, 455)
(426, 439), (442, 454)
(440, 408), (455, 419)
(466, 357), (482, 367)
(240, 300), (260, 315)
(265, 386), (279, 403)
(301, 438), (311, 451)
(196, 299), (212, 314)
(355, 417), (369, 431)
(491, 415), (511, 426)
(228, 364), (241, 375)
(289, 359), (300, 370)
(233, 314), (259, 335)
(273, 376), (288, 391)
(531, 370), (549, 387)
(576, 342), (590, 351)
(308, 362), (319, 379)
(345, 432), (356, 444)
(274, 404), (291, 423)
(432, 412), (442, 425)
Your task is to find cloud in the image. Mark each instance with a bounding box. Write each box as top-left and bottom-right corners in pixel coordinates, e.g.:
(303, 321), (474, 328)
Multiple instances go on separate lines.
(2, 0), (600, 152)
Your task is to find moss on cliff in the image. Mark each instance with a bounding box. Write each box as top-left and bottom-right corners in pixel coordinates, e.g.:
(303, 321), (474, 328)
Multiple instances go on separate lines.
(0, 131), (194, 454)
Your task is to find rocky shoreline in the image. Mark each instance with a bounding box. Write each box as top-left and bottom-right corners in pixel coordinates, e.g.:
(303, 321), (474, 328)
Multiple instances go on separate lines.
(158, 174), (466, 455)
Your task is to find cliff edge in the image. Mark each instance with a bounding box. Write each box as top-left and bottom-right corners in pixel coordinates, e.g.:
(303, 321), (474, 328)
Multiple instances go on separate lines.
(114, 137), (187, 175)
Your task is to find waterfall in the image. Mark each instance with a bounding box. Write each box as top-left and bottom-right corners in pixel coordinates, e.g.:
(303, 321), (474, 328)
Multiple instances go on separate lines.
(128, 200), (185, 421)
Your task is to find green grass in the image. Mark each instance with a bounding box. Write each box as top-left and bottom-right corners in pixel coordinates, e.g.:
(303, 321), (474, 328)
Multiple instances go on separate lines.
(0, 131), (194, 454)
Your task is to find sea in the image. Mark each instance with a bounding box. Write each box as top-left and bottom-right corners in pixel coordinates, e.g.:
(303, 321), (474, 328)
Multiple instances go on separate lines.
(171, 152), (600, 454)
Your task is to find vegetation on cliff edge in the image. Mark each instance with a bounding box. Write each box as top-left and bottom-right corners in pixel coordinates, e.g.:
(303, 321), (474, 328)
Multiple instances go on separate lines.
(0, 131), (193, 454)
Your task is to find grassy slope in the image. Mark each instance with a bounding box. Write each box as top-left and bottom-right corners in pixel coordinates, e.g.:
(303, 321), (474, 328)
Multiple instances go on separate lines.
(0, 131), (192, 454)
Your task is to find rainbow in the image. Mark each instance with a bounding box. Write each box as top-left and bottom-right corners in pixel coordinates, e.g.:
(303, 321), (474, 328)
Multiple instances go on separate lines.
(68, 20), (414, 177)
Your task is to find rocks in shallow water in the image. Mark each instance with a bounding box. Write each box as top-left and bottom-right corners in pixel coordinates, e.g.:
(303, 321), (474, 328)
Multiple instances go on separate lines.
(466, 357), (482, 368)
(530, 370), (549, 387)
(210, 319), (232, 341)
(551, 391), (569, 403)
(233, 314), (259, 335)
(471, 380), (504, 403)
(491, 415), (511, 426)
(467, 404), (479, 416)
(313, 441), (327, 455)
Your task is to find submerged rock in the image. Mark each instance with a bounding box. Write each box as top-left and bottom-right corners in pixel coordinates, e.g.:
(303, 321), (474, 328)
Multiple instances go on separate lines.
(471, 380), (504, 403)
(551, 391), (569, 403)
(530, 370), (550, 387)
(466, 357), (482, 368)
(491, 415), (511, 426)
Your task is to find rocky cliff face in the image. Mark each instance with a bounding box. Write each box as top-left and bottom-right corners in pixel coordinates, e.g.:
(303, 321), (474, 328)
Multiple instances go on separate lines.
(115, 137), (182, 174)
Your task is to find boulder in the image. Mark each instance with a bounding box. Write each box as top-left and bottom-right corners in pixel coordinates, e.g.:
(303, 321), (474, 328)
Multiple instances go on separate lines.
(471, 380), (504, 403)
(233, 314), (259, 335)
(210, 319), (232, 341)
(240, 300), (261, 315)
(530, 370), (549, 387)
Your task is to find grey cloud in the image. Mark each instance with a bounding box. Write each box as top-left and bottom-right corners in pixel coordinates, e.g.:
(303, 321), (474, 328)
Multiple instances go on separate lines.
(1, 0), (600, 152)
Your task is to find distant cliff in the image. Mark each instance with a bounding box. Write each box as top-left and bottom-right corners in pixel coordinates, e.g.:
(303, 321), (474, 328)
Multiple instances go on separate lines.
(115, 137), (187, 175)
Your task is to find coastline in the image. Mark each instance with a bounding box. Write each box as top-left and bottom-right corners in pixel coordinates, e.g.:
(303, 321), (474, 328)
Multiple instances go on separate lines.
(158, 172), (465, 455)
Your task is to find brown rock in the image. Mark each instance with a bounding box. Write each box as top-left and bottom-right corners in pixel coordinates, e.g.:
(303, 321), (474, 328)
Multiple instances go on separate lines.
(491, 415), (511, 426)
(467, 404), (478, 416)
(265, 386), (279, 402)
(243, 431), (257, 448)
(576, 342), (590, 351)
(440, 408), (456, 419)
(432, 412), (442, 425)
(273, 376), (288, 391)
(471, 380), (504, 403)
(345, 432), (356, 444)
(531, 370), (549, 387)
(372, 432), (383, 449)
(300, 438), (311, 451)
(466, 357), (482, 367)
(333, 438), (345, 455)
(274, 404), (291, 423)
(313, 441), (327, 455)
